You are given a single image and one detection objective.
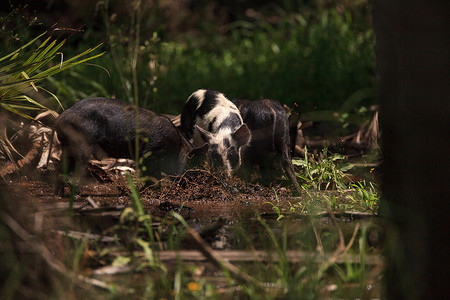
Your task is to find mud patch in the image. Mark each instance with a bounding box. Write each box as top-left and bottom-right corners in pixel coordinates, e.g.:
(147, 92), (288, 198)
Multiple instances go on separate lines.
(3, 167), (299, 222)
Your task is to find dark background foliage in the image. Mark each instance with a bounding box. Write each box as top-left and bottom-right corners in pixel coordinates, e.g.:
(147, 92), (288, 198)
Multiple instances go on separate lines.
(0, 0), (375, 115)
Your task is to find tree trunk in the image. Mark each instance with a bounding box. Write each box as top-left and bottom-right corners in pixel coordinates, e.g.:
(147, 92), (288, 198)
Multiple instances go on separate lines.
(373, 1), (450, 299)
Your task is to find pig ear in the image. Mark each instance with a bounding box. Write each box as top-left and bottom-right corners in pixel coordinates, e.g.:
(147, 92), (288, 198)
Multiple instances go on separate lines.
(188, 142), (209, 158)
(233, 123), (251, 146)
(195, 125), (213, 142)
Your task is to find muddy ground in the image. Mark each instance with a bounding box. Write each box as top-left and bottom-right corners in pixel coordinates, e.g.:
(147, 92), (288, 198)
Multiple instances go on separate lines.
(5, 165), (299, 220)
(2, 162), (380, 250)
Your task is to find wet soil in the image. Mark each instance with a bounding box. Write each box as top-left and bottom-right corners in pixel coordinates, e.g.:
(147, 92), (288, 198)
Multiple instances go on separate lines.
(3, 166), (381, 251)
(4, 167), (300, 222)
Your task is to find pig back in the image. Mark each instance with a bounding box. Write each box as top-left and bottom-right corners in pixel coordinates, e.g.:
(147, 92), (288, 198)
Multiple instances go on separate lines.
(239, 99), (290, 154)
(234, 98), (301, 193)
(56, 98), (157, 159)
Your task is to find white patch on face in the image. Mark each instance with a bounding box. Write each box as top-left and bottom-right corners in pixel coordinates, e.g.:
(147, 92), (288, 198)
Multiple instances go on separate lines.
(214, 128), (233, 148)
(211, 129), (241, 174)
(193, 127), (241, 174)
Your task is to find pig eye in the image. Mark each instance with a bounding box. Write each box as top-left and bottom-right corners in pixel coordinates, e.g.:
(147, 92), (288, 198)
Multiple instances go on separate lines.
(227, 147), (237, 156)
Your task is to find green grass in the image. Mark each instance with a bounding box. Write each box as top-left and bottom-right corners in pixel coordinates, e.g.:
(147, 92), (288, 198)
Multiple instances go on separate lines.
(347, 181), (380, 212)
(290, 144), (380, 213)
(293, 146), (354, 191)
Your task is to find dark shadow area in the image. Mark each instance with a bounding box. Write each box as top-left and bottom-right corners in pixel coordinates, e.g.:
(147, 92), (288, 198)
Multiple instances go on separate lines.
(373, 1), (450, 298)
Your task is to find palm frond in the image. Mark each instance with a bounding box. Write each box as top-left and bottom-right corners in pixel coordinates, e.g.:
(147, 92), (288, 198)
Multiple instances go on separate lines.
(0, 32), (105, 166)
(0, 32), (104, 113)
(0, 32), (47, 62)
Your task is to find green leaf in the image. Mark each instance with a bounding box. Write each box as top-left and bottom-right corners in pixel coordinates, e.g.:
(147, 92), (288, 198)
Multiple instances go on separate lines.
(112, 256), (131, 267)
(0, 32), (47, 62)
(330, 153), (346, 161)
(339, 163), (354, 172)
(292, 158), (307, 167)
(172, 212), (189, 228)
(137, 238), (155, 265)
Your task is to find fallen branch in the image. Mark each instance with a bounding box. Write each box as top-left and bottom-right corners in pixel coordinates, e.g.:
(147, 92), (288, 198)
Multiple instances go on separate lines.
(313, 210), (377, 219)
(92, 264), (134, 276)
(54, 230), (116, 243)
(103, 249), (382, 265)
(156, 250), (380, 265)
(86, 196), (100, 208)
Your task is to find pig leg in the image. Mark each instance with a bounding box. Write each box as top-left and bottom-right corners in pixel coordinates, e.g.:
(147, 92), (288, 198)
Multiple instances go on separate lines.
(276, 140), (302, 195)
(55, 148), (78, 196)
(56, 142), (92, 196)
(281, 147), (302, 195)
(235, 158), (254, 182)
(55, 153), (70, 196)
(276, 130), (302, 195)
(258, 152), (280, 185)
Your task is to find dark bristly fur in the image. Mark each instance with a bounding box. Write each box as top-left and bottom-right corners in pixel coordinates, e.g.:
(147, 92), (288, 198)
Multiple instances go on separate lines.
(233, 98), (302, 194)
(55, 97), (206, 195)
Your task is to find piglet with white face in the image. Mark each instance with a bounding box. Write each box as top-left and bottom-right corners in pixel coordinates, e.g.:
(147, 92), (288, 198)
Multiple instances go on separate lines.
(180, 89), (251, 175)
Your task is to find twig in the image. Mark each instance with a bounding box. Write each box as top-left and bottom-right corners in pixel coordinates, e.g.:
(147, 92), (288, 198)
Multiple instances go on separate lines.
(77, 275), (118, 291)
(327, 205), (346, 251)
(185, 227), (263, 288)
(315, 206), (363, 279)
(91, 265), (134, 276)
(310, 217), (324, 255)
(344, 223), (361, 253)
(54, 230), (116, 243)
(1, 211), (67, 274)
(86, 196), (100, 208)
